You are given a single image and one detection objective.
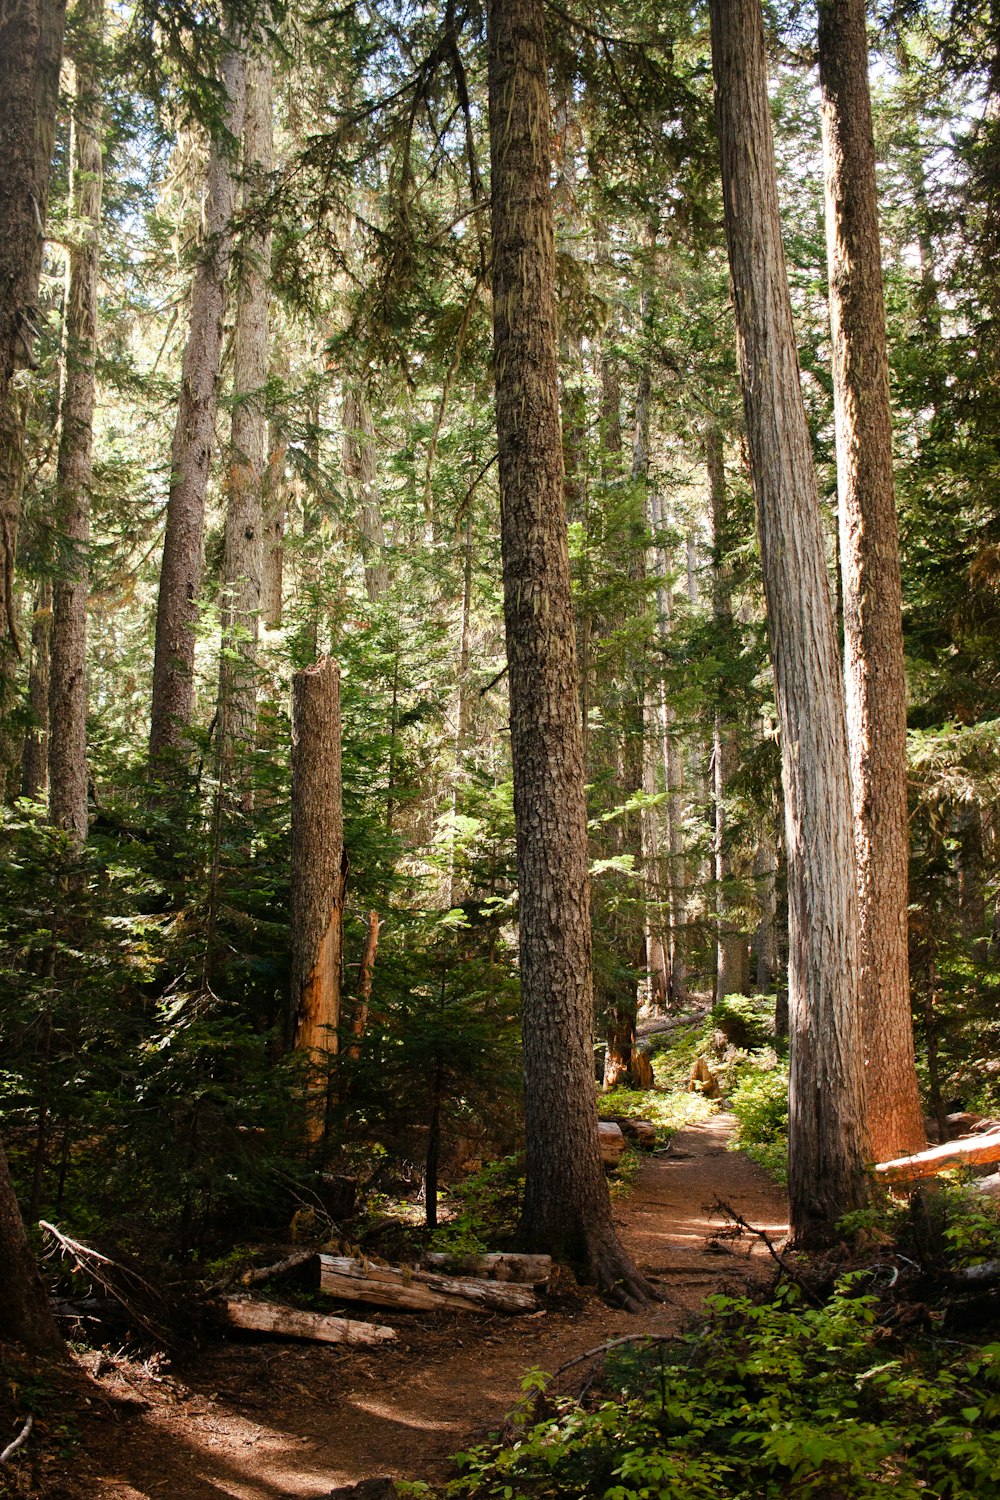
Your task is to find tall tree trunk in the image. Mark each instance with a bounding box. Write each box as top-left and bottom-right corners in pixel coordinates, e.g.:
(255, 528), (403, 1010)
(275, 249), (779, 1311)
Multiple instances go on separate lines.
(218, 49), (272, 803)
(486, 0), (651, 1305)
(21, 583), (51, 800)
(818, 0), (924, 1161)
(290, 658), (345, 1142)
(648, 489), (688, 1006)
(342, 383), (389, 602)
(0, 0), (68, 793)
(707, 427), (750, 1002)
(261, 428), (286, 629)
(633, 271), (671, 1013)
(49, 0), (104, 844)
(148, 46), (247, 767)
(753, 817), (780, 991)
(0, 1143), (62, 1354)
(709, 0), (870, 1246)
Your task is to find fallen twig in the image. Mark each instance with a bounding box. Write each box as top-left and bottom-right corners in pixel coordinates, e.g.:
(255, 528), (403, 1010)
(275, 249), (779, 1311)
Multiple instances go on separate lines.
(710, 1200), (821, 1305)
(38, 1220), (175, 1348)
(0, 1414), (33, 1465)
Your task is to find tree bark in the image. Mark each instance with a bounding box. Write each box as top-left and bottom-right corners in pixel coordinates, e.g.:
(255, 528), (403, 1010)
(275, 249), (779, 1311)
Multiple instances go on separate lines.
(707, 426), (750, 1003)
(709, 0), (870, 1245)
(149, 46), (247, 767)
(487, 0), (652, 1305)
(290, 658), (345, 1141)
(0, 1142), (62, 1354)
(218, 49), (273, 802)
(261, 429), (286, 629)
(49, 0), (104, 844)
(818, 0), (924, 1163)
(347, 910), (379, 1060)
(0, 0), (68, 791)
(21, 583), (51, 800)
(342, 383), (389, 602)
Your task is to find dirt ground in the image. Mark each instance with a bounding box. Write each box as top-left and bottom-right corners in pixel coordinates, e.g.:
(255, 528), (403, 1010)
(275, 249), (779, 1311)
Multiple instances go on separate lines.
(7, 1113), (787, 1499)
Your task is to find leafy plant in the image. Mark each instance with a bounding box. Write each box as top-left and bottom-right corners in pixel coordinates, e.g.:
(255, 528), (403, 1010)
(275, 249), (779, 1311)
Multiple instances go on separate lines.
(437, 1279), (1000, 1499)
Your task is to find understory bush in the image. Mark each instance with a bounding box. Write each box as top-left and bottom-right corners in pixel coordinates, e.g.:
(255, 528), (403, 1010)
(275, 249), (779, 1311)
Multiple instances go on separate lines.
(728, 1052), (789, 1182)
(599, 1085), (713, 1144)
(435, 1278), (1000, 1499)
(711, 992), (775, 1050)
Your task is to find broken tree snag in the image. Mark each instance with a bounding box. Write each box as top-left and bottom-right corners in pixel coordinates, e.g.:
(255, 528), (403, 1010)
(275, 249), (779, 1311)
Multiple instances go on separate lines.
(318, 1256), (538, 1314)
(348, 910), (380, 1061)
(420, 1251), (552, 1287)
(875, 1127), (1000, 1183)
(290, 657), (345, 1139)
(220, 1296), (394, 1345)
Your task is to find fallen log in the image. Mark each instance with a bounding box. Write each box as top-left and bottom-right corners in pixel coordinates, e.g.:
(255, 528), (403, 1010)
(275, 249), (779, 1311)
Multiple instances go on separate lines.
(599, 1121), (626, 1166)
(600, 1116), (657, 1151)
(875, 1127), (1000, 1183)
(220, 1296), (394, 1345)
(318, 1256), (537, 1315)
(420, 1251), (551, 1286)
(238, 1249), (318, 1288)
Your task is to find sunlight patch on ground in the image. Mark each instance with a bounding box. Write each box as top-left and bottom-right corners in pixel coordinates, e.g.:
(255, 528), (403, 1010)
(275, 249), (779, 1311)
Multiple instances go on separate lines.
(348, 1393), (462, 1431)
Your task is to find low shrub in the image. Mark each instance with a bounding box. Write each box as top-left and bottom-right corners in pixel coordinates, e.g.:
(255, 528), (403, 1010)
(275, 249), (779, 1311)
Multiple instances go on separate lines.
(711, 991), (776, 1050)
(439, 1278), (1000, 1499)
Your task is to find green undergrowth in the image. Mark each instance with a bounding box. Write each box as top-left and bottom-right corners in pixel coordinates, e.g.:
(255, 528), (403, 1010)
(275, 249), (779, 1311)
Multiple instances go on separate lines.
(407, 1187), (1000, 1500)
(600, 1084), (715, 1144)
(728, 1052), (789, 1183)
(411, 1277), (1000, 1499)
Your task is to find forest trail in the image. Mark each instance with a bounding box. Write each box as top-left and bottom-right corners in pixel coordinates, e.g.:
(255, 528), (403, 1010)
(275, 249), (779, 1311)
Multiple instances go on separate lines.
(73, 1115), (787, 1499)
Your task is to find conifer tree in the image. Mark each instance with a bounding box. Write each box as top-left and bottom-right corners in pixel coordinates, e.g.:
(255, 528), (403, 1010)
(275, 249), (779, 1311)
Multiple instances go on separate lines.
(487, 0), (652, 1303)
(709, 0), (870, 1245)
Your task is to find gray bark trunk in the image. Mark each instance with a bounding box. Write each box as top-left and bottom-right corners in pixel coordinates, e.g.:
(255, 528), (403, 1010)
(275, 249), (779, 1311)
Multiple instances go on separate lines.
(261, 429), (286, 629)
(753, 820), (780, 991)
(49, 0), (104, 844)
(707, 427), (750, 1003)
(21, 583), (51, 800)
(149, 46), (247, 766)
(818, 0), (924, 1161)
(218, 49), (273, 799)
(342, 383), (389, 602)
(0, 0), (67, 792)
(709, 0), (870, 1245)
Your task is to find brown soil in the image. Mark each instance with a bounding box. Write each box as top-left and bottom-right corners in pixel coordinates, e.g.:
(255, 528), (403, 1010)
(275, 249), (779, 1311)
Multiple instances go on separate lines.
(7, 1114), (787, 1499)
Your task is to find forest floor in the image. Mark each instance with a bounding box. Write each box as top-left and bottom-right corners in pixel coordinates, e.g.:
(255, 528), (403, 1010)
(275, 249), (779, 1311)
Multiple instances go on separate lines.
(9, 1113), (787, 1499)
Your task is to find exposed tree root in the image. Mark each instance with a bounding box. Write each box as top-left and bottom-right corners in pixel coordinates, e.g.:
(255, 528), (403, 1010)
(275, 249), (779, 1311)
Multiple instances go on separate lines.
(585, 1228), (662, 1312)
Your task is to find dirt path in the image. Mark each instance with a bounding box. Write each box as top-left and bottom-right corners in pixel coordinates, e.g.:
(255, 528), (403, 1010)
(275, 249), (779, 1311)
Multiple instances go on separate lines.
(62, 1115), (787, 1499)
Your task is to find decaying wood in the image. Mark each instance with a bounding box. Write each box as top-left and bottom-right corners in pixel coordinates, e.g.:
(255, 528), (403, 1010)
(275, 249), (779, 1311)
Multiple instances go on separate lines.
(420, 1251), (552, 1286)
(220, 1295), (394, 1345)
(318, 1256), (537, 1314)
(0, 1414), (33, 1465)
(600, 1117), (657, 1151)
(348, 910), (380, 1061)
(238, 1249), (317, 1288)
(875, 1128), (1000, 1183)
(599, 1121), (626, 1166)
